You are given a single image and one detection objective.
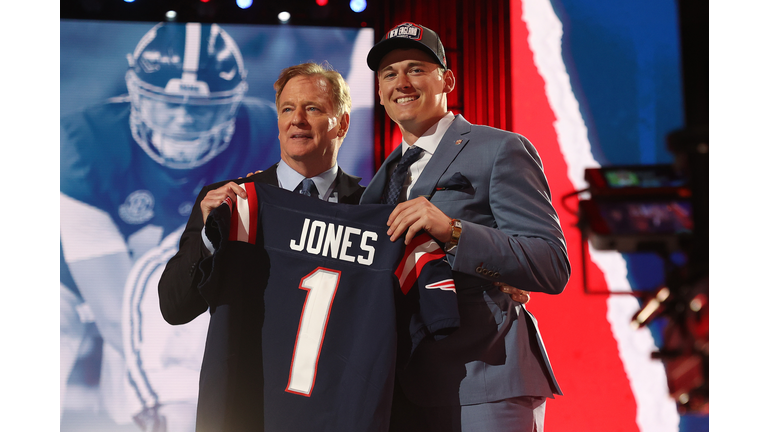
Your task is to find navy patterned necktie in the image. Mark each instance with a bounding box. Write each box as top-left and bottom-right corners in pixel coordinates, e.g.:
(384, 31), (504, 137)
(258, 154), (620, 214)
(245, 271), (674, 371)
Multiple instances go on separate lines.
(295, 178), (319, 198)
(382, 145), (424, 205)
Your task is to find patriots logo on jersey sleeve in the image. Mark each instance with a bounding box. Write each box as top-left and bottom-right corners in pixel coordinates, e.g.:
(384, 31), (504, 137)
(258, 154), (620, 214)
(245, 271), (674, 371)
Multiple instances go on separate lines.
(425, 280), (456, 291)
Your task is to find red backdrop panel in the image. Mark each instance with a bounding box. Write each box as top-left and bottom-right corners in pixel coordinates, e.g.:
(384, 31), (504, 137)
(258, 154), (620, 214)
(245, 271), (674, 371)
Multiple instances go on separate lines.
(510, 1), (640, 430)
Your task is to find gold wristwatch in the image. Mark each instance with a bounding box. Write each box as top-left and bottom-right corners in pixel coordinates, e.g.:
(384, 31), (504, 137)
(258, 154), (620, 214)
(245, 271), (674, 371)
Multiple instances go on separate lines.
(446, 219), (462, 252)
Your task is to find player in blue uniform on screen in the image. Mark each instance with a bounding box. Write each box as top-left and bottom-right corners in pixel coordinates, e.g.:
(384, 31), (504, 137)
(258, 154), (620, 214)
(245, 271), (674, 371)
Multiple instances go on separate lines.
(60, 22), (280, 431)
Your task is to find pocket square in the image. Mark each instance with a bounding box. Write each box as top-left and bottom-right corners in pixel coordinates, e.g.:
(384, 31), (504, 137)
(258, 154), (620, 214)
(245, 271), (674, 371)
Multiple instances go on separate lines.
(436, 172), (472, 191)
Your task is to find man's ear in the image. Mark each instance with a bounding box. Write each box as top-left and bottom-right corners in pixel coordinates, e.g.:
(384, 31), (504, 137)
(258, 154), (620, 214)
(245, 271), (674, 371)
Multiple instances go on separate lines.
(443, 69), (456, 94)
(337, 112), (350, 137)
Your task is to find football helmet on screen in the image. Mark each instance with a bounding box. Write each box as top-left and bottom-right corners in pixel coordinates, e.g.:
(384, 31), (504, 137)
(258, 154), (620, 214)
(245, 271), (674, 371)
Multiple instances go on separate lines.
(126, 22), (249, 169)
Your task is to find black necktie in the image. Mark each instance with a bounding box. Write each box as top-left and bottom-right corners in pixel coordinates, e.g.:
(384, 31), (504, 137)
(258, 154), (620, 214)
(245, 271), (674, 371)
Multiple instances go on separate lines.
(295, 178), (319, 198)
(382, 146), (424, 205)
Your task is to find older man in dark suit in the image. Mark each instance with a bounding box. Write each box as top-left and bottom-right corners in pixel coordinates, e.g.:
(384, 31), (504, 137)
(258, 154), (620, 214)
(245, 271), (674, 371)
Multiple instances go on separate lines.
(158, 62), (365, 325)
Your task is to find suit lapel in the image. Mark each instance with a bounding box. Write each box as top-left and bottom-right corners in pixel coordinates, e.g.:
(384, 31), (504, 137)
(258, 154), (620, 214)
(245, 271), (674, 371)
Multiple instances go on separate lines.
(334, 168), (364, 204)
(411, 115), (472, 199)
(232, 164), (279, 187)
(255, 164), (279, 186)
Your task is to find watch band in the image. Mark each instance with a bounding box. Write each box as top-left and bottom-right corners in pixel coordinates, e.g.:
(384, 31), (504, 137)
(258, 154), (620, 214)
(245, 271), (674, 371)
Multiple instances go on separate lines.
(446, 218), (462, 252)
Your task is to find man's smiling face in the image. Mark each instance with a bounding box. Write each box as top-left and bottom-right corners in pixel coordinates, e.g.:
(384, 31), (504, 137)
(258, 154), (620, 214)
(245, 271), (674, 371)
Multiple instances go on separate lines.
(277, 75), (347, 176)
(377, 48), (454, 140)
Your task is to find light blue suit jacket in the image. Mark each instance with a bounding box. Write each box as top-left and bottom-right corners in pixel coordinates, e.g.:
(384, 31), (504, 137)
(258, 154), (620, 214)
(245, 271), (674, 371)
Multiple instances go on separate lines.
(360, 115), (570, 406)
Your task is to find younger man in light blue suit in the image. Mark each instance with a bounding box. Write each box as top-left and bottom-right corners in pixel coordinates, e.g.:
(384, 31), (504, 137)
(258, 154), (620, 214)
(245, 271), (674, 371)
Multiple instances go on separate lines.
(360, 22), (571, 432)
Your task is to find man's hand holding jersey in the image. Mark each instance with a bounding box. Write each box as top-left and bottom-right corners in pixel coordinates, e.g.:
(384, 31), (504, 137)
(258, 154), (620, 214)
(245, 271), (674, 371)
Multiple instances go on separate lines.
(200, 182), (248, 223)
(386, 194), (531, 305)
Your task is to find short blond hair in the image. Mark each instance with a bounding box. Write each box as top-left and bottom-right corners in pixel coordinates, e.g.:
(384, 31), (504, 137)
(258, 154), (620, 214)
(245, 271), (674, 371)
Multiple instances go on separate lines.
(274, 62), (351, 118)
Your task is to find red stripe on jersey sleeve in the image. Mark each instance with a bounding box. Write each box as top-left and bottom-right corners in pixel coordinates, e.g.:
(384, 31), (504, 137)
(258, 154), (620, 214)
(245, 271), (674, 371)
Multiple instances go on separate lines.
(228, 197), (240, 242)
(244, 182), (259, 244)
(395, 233), (447, 295)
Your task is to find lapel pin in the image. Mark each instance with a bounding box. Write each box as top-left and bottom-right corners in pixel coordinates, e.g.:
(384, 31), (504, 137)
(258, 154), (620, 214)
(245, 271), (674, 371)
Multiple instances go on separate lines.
(455, 139), (463, 145)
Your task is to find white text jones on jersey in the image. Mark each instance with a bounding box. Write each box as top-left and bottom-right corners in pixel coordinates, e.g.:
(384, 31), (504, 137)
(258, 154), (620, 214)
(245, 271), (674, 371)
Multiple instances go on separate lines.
(289, 218), (377, 266)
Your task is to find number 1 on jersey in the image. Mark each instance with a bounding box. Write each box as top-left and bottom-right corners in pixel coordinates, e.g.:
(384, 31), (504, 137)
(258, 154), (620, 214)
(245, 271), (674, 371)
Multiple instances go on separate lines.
(286, 267), (340, 396)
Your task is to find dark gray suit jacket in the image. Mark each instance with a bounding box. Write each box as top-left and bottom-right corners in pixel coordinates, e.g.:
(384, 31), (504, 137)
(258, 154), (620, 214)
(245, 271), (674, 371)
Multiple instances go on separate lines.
(158, 163), (365, 325)
(360, 115), (570, 406)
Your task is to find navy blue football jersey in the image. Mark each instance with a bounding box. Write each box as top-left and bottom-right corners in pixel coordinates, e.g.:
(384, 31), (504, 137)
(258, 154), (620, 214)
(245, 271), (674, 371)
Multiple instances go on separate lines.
(196, 182), (460, 432)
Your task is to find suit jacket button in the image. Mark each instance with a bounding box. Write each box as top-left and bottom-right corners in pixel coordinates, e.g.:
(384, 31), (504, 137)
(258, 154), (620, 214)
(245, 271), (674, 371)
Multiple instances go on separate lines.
(476, 266), (484, 274)
(493, 272), (500, 278)
(189, 264), (196, 277)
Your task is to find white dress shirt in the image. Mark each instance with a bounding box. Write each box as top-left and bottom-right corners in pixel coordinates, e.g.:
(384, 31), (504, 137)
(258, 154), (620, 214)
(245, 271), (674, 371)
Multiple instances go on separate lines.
(276, 161), (340, 202)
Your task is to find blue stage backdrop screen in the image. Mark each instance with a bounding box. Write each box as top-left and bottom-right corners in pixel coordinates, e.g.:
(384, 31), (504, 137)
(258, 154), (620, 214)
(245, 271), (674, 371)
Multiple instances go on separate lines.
(60, 19), (373, 430)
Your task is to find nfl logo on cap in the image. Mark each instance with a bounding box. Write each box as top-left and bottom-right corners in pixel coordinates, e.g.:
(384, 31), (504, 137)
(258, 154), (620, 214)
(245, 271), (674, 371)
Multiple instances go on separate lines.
(388, 22), (423, 41)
